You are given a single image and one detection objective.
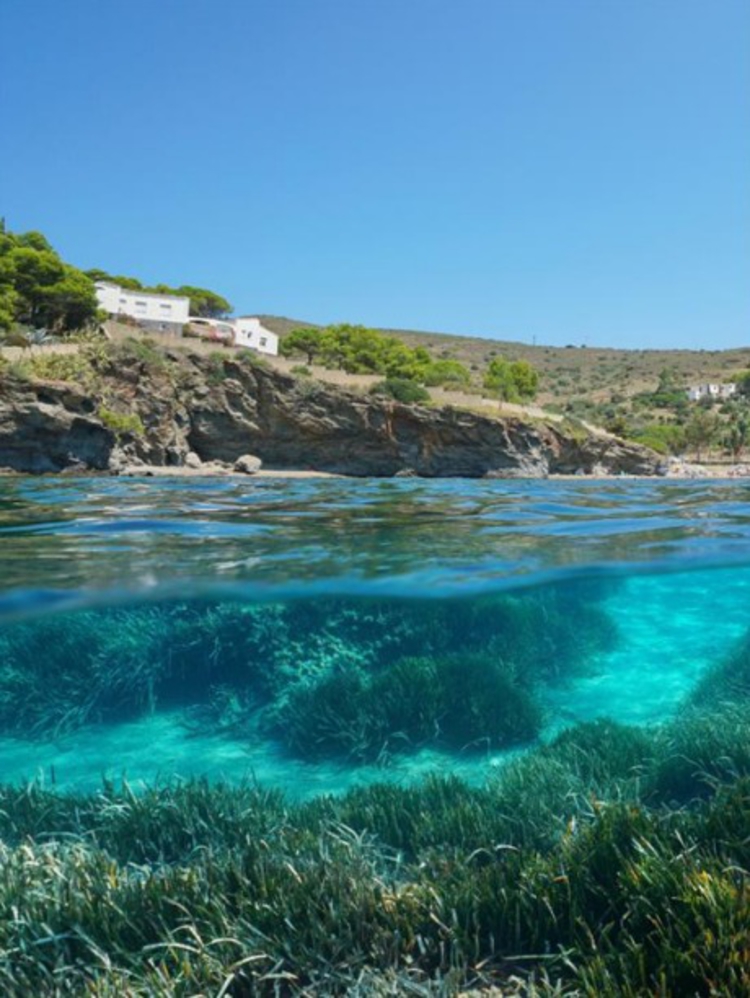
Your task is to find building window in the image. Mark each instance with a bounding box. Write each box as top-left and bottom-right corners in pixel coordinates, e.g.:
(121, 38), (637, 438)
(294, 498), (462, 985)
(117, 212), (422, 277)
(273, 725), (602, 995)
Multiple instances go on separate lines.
(160, 303), (172, 313)
(260, 337), (267, 347)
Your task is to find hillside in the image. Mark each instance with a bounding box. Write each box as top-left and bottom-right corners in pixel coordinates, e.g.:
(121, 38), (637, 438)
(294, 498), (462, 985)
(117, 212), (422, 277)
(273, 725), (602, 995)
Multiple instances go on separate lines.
(258, 315), (750, 406)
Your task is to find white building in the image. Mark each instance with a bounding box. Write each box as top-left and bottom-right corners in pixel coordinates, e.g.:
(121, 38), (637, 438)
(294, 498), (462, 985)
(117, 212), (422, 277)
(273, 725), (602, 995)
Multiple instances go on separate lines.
(688, 383), (737, 402)
(184, 315), (279, 356)
(232, 316), (279, 356)
(95, 281), (190, 334)
(96, 282), (279, 356)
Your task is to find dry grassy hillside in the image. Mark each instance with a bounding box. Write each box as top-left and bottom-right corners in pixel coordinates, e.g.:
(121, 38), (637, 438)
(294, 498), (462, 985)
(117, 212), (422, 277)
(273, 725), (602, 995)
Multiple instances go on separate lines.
(258, 315), (750, 407)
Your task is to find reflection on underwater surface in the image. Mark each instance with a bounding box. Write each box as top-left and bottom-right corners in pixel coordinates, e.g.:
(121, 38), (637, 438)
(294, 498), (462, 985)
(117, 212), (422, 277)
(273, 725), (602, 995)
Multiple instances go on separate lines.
(1, 477), (750, 992)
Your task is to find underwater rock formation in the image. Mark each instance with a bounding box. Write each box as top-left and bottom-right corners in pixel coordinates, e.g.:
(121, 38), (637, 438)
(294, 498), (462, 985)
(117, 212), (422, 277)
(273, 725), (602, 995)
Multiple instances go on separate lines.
(0, 345), (661, 476)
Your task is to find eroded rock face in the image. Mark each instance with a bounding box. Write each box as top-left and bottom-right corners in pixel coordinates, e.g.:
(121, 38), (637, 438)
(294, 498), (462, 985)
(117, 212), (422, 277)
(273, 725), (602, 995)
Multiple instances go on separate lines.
(0, 351), (662, 477)
(0, 381), (114, 473)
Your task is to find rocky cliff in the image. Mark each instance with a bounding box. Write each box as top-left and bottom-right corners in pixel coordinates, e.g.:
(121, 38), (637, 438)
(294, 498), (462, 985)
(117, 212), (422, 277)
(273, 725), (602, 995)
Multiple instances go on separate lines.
(0, 344), (662, 477)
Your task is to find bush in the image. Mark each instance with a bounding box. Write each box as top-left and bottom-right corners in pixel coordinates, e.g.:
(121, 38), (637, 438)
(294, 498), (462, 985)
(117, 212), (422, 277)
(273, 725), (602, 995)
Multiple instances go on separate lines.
(630, 423), (686, 455)
(421, 359), (471, 388)
(111, 336), (167, 373)
(235, 348), (269, 369)
(205, 351), (228, 384)
(21, 351), (97, 386)
(369, 378), (430, 404)
(269, 651), (541, 762)
(483, 358), (539, 401)
(97, 407), (145, 439)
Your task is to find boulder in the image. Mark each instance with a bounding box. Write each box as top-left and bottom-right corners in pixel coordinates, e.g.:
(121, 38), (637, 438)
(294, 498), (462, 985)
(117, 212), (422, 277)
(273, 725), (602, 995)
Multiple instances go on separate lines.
(234, 454), (263, 475)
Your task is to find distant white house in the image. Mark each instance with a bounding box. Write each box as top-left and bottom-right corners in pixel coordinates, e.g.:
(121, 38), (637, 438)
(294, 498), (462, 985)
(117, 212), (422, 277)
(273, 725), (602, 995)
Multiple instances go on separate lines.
(688, 382), (737, 402)
(95, 281), (190, 334)
(184, 315), (279, 356)
(232, 316), (279, 356)
(96, 282), (279, 356)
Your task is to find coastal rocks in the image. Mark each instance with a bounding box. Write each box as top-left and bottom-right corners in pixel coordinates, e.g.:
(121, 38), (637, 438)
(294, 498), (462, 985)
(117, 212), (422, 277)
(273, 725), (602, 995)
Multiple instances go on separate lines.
(0, 379), (114, 473)
(234, 454), (262, 474)
(181, 360), (660, 477)
(0, 349), (662, 478)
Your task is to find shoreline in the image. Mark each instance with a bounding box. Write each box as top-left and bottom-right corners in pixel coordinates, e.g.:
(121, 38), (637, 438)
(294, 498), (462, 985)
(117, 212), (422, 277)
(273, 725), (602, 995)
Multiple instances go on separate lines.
(3, 464), (748, 481)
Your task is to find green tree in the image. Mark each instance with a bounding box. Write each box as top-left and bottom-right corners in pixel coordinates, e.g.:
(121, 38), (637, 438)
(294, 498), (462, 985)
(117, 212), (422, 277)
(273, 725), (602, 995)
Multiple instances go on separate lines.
(84, 269), (143, 290)
(176, 285), (231, 318)
(383, 342), (430, 380)
(111, 275), (143, 290)
(725, 416), (749, 459)
(631, 423), (686, 456)
(15, 231), (53, 252)
(684, 409), (720, 461)
(38, 265), (99, 331)
(656, 367), (679, 393)
(280, 327), (327, 365)
(0, 249), (17, 331)
(3, 238), (97, 331)
(484, 358), (539, 402)
(509, 359), (539, 400)
(281, 323), (438, 382)
(0, 289), (16, 331)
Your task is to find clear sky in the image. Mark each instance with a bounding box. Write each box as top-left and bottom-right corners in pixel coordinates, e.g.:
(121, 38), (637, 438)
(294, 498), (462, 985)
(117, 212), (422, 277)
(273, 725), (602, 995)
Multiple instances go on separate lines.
(1, 0), (748, 349)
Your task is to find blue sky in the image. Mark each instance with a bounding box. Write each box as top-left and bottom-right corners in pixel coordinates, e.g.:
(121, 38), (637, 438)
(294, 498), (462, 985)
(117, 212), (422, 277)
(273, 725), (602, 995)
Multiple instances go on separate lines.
(1, 0), (748, 349)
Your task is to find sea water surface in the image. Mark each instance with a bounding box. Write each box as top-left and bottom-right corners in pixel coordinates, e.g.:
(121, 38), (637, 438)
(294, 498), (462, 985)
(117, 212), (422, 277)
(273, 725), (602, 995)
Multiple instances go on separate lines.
(1, 474), (750, 797)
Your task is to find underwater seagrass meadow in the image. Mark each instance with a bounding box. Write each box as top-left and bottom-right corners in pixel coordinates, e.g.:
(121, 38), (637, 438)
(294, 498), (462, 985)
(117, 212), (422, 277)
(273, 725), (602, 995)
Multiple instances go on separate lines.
(2, 478), (750, 994)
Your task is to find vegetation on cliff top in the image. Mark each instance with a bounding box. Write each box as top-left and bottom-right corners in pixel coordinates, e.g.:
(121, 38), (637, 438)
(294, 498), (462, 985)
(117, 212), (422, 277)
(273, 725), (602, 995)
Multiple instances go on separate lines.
(0, 222), (232, 336)
(4, 218), (748, 458)
(0, 224), (98, 333)
(281, 322), (539, 401)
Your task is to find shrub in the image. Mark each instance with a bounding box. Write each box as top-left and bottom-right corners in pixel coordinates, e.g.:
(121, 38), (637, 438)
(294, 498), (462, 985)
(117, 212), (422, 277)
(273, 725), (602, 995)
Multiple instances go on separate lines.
(630, 422), (686, 455)
(111, 336), (167, 373)
(270, 651), (541, 761)
(421, 359), (471, 388)
(97, 407), (145, 439)
(484, 358), (539, 401)
(369, 378), (430, 404)
(21, 351), (96, 386)
(235, 348), (269, 369)
(205, 351), (228, 384)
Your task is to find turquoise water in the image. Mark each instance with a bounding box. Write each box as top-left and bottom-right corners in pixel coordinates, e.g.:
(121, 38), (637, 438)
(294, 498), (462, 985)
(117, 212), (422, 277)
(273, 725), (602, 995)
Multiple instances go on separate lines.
(2, 475), (750, 797)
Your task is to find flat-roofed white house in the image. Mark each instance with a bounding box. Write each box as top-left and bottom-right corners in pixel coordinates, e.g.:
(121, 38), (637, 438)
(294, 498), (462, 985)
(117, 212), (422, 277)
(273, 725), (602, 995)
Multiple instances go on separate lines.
(95, 281), (190, 334)
(96, 282), (279, 356)
(233, 317), (279, 356)
(688, 382), (737, 402)
(184, 316), (279, 355)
